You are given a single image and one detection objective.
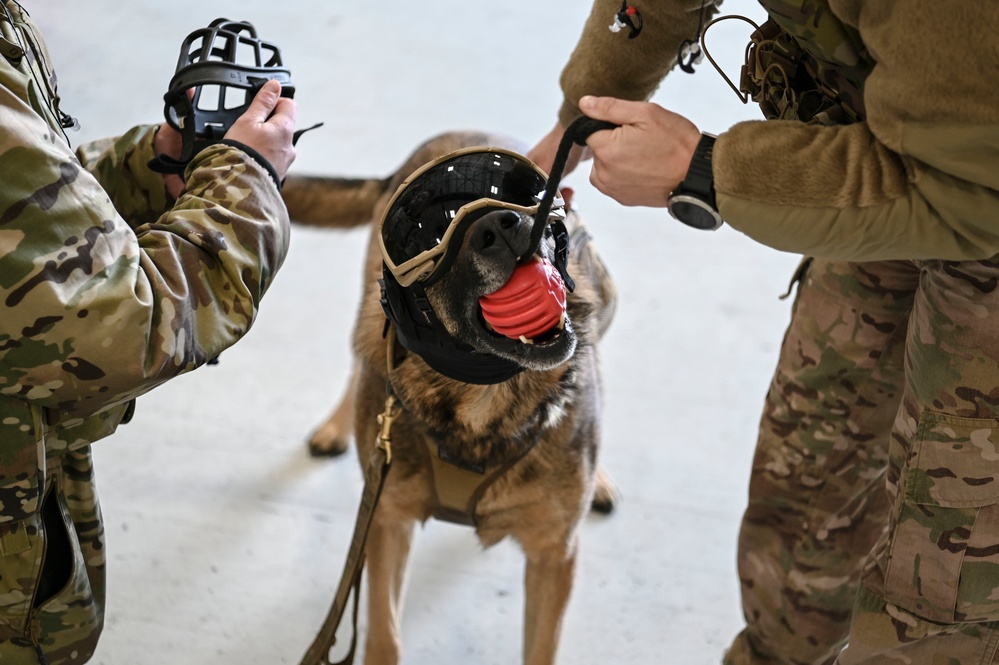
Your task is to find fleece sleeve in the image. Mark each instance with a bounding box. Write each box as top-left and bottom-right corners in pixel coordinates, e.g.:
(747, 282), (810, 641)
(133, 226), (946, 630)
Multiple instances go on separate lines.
(713, 2), (999, 261)
(557, 0), (722, 127)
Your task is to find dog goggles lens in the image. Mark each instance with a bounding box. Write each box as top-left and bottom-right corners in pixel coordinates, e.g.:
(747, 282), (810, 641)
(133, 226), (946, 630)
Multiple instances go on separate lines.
(379, 148), (555, 287)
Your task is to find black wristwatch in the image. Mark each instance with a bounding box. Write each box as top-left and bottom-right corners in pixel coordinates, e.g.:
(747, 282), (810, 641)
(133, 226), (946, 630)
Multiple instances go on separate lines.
(667, 132), (722, 230)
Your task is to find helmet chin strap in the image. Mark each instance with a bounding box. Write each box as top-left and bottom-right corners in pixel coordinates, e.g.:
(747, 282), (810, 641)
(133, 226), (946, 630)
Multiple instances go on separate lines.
(525, 115), (618, 293)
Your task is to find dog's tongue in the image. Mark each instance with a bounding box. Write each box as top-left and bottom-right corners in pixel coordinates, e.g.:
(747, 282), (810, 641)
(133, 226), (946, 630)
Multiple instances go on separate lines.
(480, 257), (567, 341)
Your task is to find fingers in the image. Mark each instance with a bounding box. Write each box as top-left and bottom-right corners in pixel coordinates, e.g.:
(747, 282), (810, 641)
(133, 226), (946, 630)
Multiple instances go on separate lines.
(222, 79), (299, 182)
(268, 95), (297, 130)
(578, 96), (664, 154)
(154, 80), (299, 193)
(242, 79), (283, 124)
(244, 80), (297, 136)
(587, 165), (615, 205)
(574, 98), (699, 207)
(579, 96), (647, 127)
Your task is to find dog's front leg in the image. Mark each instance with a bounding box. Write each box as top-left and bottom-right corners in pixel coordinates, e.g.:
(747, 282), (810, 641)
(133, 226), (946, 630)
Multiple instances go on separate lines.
(307, 364), (359, 456)
(522, 539), (578, 665)
(363, 513), (415, 665)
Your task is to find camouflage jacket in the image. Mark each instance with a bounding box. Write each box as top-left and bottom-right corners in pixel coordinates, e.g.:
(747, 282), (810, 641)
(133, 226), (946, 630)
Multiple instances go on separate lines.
(0, 2), (290, 662)
(557, 0), (999, 263)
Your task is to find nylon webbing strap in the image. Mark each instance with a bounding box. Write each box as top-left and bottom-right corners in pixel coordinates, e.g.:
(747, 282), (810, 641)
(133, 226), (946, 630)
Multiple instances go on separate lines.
(0, 35), (22, 63)
(299, 396), (398, 665)
(0, 3), (24, 66)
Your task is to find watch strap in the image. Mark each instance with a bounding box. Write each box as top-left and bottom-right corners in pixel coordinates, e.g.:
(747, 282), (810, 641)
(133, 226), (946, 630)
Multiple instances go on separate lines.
(667, 132), (722, 230)
(677, 132), (716, 208)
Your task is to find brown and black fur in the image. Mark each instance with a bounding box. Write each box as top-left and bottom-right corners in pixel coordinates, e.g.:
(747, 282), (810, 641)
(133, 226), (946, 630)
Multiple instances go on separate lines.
(282, 131), (618, 665)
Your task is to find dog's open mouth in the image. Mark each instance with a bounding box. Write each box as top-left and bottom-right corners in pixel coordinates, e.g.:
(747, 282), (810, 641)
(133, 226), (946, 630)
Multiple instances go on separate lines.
(479, 257), (567, 346)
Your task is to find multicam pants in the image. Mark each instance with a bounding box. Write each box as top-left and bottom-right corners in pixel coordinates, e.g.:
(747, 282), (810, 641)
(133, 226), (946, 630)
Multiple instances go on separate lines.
(724, 256), (999, 665)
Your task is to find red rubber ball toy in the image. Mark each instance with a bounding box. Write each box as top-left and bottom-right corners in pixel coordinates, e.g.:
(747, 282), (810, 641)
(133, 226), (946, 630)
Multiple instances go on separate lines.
(479, 258), (567, 340)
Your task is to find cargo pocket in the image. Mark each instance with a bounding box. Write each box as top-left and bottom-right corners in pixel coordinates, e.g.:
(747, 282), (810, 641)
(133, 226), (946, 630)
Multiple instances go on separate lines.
(34, 486), (73, 606)
(34, 481), (103, 661)
(884, 411), (999, 623)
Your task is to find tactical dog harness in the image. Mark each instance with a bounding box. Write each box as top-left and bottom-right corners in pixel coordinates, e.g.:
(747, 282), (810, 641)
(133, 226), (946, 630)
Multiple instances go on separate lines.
(421, 434), (534, 527)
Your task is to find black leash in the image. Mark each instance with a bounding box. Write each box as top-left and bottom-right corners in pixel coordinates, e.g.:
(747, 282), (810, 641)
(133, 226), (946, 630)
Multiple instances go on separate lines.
(526, 115), (617, 292)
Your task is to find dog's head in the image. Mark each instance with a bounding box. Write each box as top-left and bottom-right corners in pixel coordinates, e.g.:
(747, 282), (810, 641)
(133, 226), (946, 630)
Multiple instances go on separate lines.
(378, 147), (577, 375)
(426, 207), (576, 371)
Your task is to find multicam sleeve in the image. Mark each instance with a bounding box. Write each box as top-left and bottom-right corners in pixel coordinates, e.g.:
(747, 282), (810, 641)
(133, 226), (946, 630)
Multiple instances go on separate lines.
(0, 77), (290, 419)
(73, 124), (174, 229)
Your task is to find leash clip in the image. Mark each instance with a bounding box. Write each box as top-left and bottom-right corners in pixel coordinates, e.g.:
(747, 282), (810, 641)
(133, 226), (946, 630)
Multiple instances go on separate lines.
(375, 395), (400, 465)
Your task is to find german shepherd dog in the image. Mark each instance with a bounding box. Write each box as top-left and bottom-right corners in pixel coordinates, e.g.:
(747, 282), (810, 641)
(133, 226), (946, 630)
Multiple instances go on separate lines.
(282, 131), (618, 665)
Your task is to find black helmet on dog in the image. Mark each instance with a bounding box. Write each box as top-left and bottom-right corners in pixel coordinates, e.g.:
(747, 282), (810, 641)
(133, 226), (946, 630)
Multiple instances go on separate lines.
(379, 147), (563, 288)
(377, 147), (565, 385)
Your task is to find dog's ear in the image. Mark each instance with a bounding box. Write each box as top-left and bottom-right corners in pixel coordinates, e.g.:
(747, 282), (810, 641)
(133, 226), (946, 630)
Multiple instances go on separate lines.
(561, 187), (575, 210)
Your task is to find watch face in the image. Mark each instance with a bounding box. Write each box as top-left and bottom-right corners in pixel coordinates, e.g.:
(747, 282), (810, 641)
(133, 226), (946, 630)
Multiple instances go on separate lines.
(668, 195), (723, 230)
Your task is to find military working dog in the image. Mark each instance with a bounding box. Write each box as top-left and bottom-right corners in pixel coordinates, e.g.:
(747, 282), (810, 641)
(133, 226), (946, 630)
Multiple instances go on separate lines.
(282, 131), (618, 665)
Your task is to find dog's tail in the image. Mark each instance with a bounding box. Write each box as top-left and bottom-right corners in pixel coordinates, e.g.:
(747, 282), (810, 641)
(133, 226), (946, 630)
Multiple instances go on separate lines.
(282, 175), (392, 228)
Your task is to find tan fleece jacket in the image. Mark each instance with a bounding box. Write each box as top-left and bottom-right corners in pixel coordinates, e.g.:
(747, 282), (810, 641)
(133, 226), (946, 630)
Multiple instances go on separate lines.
(558, 1), (999, 261)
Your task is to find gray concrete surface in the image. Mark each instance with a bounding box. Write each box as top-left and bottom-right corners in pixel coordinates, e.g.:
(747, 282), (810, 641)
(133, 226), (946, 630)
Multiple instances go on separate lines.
(33, 2), (797, 663)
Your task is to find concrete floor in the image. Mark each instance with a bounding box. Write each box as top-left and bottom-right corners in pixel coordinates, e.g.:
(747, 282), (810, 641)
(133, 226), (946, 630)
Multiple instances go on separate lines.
(34, 2), (796, 663)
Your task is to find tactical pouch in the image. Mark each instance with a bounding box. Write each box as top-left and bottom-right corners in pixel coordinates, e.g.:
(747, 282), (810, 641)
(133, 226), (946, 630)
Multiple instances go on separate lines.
(741, 18), (867, 125)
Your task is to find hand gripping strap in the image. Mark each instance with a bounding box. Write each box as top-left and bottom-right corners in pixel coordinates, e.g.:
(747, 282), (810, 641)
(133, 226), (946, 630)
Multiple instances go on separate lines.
(525, 115), (618, 292)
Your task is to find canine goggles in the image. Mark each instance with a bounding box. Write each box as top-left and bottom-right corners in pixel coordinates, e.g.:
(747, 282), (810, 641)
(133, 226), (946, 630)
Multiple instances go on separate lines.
(378, 147), (564, 288)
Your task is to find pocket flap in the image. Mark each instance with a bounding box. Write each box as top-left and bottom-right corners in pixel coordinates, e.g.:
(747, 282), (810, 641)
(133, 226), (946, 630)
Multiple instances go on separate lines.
(0, 400), (42, 522)
(906, 411), (999, 508)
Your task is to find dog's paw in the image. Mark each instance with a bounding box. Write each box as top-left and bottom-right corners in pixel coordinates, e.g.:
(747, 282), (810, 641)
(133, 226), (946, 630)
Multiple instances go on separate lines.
(306, 422), (352, 457)
(590, 466), (620, 514)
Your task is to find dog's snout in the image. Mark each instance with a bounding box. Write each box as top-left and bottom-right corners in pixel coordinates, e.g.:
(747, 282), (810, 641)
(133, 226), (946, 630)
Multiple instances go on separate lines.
(469, 210), (526, 254)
